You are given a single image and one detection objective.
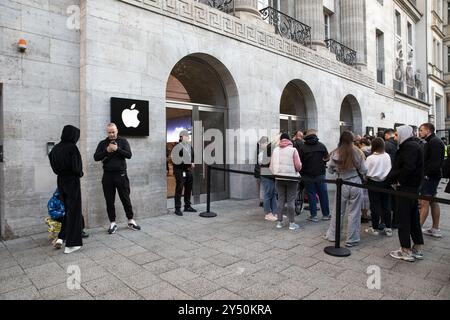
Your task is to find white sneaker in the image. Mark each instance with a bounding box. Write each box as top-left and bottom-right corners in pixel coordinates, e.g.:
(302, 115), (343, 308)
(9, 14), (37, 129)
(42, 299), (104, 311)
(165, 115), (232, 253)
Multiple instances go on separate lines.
(265, 214), (277, 222)
(365, 227), (379, 236)
(64, 246), (81, 254)
(53, 239), (63, 249)
(289, 223), (300, 231)
(384, 228), (393, 237)
(422, 228), (442, 238)
(276, 221), (284, 229)
(389, 248), (415, 262)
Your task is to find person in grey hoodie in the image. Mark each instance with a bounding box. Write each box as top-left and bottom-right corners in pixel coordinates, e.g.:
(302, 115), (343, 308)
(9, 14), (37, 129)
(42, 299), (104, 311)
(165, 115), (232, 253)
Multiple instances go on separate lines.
(385, 125), (424, 262)
(325, 131), (367, 247)
(270, 133), (302, 231)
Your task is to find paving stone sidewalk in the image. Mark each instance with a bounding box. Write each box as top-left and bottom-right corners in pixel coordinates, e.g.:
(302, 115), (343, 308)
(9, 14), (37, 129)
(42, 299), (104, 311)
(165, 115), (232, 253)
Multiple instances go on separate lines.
(1, 188), (450, 300)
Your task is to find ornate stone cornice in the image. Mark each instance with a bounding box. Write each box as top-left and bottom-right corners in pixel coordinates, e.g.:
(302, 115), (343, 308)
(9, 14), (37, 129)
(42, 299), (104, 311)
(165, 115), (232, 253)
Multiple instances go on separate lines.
(117, 0), (375, 89)
(394, 0), (422, 23)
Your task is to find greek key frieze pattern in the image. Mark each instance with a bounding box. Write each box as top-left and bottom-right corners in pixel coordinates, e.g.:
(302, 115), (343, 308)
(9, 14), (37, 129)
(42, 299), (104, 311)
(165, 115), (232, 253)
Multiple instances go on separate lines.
(118, 0), (374, 88)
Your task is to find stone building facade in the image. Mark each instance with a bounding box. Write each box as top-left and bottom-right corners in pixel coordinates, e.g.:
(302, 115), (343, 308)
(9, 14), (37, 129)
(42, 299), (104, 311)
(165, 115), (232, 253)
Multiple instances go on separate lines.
(0, 0), (433, 239)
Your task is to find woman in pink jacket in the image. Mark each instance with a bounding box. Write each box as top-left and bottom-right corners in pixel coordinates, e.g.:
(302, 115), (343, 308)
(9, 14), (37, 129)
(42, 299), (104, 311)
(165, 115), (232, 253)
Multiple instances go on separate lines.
(270, 133), (302, 231)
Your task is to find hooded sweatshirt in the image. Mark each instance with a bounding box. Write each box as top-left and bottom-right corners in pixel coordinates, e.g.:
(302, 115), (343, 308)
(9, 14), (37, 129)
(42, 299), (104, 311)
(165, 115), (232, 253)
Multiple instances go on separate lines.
(49, 125), (83, 177)
(270, 139), (302, 180)
(299, 134), (329, 177)
(328, 147), (367, 180)
(385, 125), (424, 188)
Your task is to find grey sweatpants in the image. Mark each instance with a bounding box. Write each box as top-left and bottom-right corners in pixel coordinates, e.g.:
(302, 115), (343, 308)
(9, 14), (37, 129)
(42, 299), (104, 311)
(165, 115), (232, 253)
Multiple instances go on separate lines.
(326, 177), (363, 244)
(276, 180), (298, 223)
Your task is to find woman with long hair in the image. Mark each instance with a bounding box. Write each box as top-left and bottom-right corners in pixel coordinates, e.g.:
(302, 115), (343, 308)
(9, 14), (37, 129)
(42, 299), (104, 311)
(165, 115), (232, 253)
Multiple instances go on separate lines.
(325, 131), (368, 247)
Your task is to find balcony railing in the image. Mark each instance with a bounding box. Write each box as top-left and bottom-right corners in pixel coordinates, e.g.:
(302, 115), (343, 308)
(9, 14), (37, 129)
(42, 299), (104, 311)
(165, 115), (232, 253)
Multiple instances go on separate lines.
(259, 6), (312, 48)
(325, 39), (357, 66)
(196, 0), (233, 12)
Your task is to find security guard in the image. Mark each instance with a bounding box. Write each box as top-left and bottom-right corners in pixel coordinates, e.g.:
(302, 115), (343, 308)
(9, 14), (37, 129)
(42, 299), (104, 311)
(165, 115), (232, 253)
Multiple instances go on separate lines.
(172, 130), (197, 216)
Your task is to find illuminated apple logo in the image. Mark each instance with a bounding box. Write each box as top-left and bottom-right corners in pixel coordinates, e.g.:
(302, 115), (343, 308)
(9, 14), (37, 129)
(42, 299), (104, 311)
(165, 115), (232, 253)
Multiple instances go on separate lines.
(121, 104), (140, 128)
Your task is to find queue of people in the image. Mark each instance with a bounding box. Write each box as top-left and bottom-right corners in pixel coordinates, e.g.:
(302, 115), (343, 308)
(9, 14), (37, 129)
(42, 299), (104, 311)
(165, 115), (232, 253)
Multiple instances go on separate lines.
(258, 123), (446, 262)
(48, 121), (446, 260)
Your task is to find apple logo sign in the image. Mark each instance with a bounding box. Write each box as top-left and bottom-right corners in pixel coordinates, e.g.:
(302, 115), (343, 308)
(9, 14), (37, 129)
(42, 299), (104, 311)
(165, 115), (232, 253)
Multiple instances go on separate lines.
(121, 104), (140, 128)
(111, 97), (149, 136)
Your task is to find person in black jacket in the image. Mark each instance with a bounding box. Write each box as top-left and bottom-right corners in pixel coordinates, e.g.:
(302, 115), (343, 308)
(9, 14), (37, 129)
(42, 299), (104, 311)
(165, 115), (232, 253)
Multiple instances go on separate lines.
(418, 123), (445, 238)
(385, 125), (424, 262)
(49, 125), (84, 254)
(298, 129), (330, 222)
(171, 130), (197, 216)
(94, 123), (141, 234)
(384, 128), (398, 229)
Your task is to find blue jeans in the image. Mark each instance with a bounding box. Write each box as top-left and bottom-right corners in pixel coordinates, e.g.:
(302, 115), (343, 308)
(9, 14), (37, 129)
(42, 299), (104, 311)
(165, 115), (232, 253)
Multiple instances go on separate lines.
(261, 177), (277, 214)
(304, 175), (330, 218)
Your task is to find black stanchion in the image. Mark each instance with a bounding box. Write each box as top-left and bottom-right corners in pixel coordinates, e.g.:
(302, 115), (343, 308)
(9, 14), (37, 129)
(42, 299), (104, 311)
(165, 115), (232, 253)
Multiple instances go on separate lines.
(199, 165), (217, 218)
(324, 178), (351, 257)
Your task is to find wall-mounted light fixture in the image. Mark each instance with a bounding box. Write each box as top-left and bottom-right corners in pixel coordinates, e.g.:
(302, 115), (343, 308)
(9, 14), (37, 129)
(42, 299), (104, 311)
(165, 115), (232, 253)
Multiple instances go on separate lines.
(47, 142), (55, 155)
(18, 39), (27, 53)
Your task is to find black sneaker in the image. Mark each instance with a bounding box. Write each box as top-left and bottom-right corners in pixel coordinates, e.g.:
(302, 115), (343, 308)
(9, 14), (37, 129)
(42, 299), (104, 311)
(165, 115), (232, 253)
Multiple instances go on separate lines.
(184, 206), (197, 213)
(108, 224), (118, 234)
(128, 222), (141, 231)
(81, 230), (89, 238)
(175, 209), (183, 216)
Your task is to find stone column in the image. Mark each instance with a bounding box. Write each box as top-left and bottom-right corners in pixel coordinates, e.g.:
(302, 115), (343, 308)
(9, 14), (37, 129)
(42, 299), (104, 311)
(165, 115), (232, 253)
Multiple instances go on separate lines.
(340, 0), (367, 66)
(233, 0), (261, 23)
(295, 0), (325, 47)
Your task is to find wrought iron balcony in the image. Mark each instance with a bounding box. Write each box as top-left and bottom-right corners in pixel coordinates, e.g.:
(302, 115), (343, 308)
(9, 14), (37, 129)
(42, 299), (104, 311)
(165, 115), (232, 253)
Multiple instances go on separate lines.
(259, 7), (311, 48)
(196, 0), (233, 12)
(325, 39), (357, 67)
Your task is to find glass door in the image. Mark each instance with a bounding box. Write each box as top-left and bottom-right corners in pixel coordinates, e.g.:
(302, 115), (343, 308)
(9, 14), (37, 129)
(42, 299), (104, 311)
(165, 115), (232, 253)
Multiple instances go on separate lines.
(166, 102), (228, 204)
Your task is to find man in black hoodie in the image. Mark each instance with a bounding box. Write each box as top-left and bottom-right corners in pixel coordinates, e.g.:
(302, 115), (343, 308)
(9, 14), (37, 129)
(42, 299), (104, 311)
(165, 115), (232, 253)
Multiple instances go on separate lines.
(49, 125), (83, 254)
(419, 123), (445, 238)
(94, 123), (141, 234)
(298, 129), (330, 222)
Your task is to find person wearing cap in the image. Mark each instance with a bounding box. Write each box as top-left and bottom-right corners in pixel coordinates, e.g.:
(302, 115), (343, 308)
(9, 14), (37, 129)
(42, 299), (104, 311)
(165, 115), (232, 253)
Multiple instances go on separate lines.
(171, 130), (197, 216)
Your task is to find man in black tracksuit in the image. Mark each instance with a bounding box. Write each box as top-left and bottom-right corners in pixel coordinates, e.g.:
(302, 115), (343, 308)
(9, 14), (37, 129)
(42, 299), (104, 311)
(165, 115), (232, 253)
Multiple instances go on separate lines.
(172, 130), (197, 216)
(94, 123), (141, 234)
(49, 125), (83, 254)
(385, 125), (424, 262)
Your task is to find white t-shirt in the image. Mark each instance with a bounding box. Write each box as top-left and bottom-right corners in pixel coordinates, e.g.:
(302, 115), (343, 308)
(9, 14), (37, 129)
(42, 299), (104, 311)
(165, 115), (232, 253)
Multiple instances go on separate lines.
(366, 152), (392, 182)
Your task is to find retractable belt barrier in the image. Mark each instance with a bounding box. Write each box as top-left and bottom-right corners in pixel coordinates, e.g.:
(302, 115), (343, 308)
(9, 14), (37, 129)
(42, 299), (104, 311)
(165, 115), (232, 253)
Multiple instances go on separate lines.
(199, 165), (450, 257)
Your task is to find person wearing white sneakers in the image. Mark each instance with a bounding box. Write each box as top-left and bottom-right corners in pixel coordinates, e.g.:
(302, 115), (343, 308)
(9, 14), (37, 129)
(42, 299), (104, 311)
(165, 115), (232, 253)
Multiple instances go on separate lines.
(325, 131), (367, 248)
(258, 136), (278, 222)
(94, 123), (141, 234)
(418, 123), (445, 239)
(49, 125), (84, 254)
(270, 133), (302, 231)
(385, 126), (424, 262)
(365, 138), (393, 237)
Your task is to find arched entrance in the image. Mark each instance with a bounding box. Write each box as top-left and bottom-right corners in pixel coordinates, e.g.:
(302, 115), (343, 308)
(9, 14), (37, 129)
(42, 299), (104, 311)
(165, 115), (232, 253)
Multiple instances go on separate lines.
(165, 54), (238, 205)
(279, 80), (318, 136)
(340, 95), (362, 135)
